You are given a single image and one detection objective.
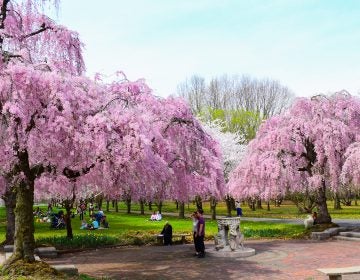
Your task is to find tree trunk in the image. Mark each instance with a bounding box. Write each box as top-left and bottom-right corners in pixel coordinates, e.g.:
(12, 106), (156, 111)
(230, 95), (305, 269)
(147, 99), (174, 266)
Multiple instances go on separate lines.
(11, 181), (35, 263)
(316, 183), (331, 224)
(3, 186), (16, 245)
(256, 199), (263, 209)
(140, 200), (145, 215)
(175, 200), (178, 210)
(126, 198), (131, 214)
(106, 200), (110, 212)
(210, 196), (217, 220)
(195, 195), (202, 210)
(115, 200), (119, 212)
(333, 193), (341, 210)
(225, 195), (232, 217)
(148, 202), (152, 211)
(156, 201), (163, 214)
(355, 192), (358, 206)
(97, 197), (103, 210)
(178, 202), (185, 219)
(248, 199), (256, 211)
(267, 201), (270, 211)
(64, 202), (73, 239)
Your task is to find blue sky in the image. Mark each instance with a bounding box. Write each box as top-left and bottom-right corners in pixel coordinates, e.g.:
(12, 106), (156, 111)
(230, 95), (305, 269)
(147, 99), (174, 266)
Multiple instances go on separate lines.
(54, 0), (360, 98)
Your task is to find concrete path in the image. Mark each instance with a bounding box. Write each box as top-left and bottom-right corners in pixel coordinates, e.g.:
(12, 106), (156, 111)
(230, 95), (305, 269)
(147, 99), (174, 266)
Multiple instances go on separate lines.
(137, 210), (360, 227)
(45, 239), (360, 280)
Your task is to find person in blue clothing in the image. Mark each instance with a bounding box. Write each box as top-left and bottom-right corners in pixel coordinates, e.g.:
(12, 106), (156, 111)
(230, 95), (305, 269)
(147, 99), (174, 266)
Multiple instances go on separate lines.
(88, 215), (99, 230)
(235, 201), (243, 217)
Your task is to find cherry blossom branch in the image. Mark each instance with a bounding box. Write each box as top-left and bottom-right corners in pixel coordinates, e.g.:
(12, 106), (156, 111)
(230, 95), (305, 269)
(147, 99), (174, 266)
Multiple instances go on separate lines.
(22, 24), (51, 39)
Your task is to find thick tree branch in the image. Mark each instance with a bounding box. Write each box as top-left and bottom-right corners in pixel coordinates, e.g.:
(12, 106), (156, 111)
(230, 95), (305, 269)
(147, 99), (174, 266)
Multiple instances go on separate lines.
(91, 96), (129, 116)
(22, 25), (51, 39)
(163, 117), (194, 133)
(25, 111), (38, 133)
(0, 0), (10, 29)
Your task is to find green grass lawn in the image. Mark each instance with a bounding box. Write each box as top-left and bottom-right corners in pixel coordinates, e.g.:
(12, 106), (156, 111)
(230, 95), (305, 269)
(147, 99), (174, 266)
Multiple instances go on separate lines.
(1, 199), (358, 249)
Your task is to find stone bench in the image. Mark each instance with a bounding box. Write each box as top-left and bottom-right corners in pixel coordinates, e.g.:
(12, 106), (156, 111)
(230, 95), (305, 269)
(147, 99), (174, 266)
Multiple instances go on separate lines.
(154, 233), (191, 245)
(51, 264), (79, 276)
(317, 266), (360, 280)
(4, 245), (14, 252)
(35, 247), (58, 258)
(4, 245), (57, 258)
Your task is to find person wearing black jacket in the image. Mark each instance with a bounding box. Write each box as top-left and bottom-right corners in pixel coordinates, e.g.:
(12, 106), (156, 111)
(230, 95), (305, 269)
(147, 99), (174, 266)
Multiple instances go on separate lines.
(161, 221), (173, 245)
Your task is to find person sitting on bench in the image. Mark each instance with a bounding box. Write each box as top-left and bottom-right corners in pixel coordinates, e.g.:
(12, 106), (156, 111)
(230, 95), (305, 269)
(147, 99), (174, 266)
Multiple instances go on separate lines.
(161, 221), (173, 245)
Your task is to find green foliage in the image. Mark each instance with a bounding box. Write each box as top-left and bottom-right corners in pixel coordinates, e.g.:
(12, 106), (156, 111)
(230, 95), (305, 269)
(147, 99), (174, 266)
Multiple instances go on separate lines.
(36, 234), (119, 250)
(242, 222), (305, 239)
(198, 107), (263, 142)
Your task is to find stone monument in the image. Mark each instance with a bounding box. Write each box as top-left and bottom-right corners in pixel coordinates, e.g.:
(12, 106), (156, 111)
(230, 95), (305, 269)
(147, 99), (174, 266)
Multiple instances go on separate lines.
(207, 217), (255, 258)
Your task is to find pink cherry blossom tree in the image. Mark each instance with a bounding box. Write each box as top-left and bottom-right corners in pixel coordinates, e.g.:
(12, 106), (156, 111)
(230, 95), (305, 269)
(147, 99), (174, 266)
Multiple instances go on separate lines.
(228, 93), (360, 223)
(0, 0), (89, 264)
(0, 1), (226, 268)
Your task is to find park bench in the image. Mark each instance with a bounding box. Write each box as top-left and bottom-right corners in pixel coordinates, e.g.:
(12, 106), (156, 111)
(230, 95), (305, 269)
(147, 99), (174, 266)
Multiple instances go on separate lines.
(154, 233), (191, 245)
(317, 266), (360, 280)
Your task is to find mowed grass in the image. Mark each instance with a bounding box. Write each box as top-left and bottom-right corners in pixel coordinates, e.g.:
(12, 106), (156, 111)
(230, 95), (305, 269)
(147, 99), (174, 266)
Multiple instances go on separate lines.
(0, 199), (359, 249)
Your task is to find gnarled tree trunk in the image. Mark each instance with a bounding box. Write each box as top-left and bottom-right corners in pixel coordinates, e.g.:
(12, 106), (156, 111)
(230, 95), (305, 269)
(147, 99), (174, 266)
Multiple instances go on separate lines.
(316, 182), (331, 224)
(12, 181), (35, 263)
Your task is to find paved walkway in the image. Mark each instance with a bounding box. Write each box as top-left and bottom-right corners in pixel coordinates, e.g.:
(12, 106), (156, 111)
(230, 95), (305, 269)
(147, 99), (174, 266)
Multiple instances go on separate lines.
(130, 210), (360, 227)
(44, 239), (360, 280)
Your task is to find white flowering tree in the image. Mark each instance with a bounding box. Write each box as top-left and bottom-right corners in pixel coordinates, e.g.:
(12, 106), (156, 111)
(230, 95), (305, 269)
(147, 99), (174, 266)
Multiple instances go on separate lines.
(201, 119), (247, 217)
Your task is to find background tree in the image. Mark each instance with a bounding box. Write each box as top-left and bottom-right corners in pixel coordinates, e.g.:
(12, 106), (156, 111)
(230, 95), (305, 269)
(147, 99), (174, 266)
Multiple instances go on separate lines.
(201, 119), (246, 218)
(177, 74), (294, 118)
(228, 93), (360, 224)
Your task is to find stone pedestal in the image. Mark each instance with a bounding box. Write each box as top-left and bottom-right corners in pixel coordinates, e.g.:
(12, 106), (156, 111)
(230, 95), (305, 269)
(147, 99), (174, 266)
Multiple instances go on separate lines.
(207, 217), (255, 258)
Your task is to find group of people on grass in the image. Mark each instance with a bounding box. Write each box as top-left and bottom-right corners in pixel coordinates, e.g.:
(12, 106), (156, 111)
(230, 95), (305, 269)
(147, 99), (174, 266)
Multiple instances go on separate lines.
(150, 211), (162, 221)
(33, 200), (110, 230)
(80, 209), (109, 230)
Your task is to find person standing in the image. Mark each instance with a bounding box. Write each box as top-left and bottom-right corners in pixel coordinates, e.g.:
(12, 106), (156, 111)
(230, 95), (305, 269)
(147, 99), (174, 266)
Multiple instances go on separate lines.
(235, 201), (243, 217)
(195, 209), (205, 258)
(191, 211), (199, 256)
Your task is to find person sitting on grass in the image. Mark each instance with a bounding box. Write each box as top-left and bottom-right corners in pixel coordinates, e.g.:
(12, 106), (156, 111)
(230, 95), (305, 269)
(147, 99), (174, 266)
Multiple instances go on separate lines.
(80, 219), (88, 229)
(156, 211), (162, 221)
(150, 211), (157, 221)
(88, 215), (99, 230)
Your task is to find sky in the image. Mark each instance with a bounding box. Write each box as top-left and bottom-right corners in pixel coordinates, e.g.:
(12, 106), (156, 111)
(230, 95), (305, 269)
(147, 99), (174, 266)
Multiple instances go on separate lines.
(53, 0), (360, 98)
